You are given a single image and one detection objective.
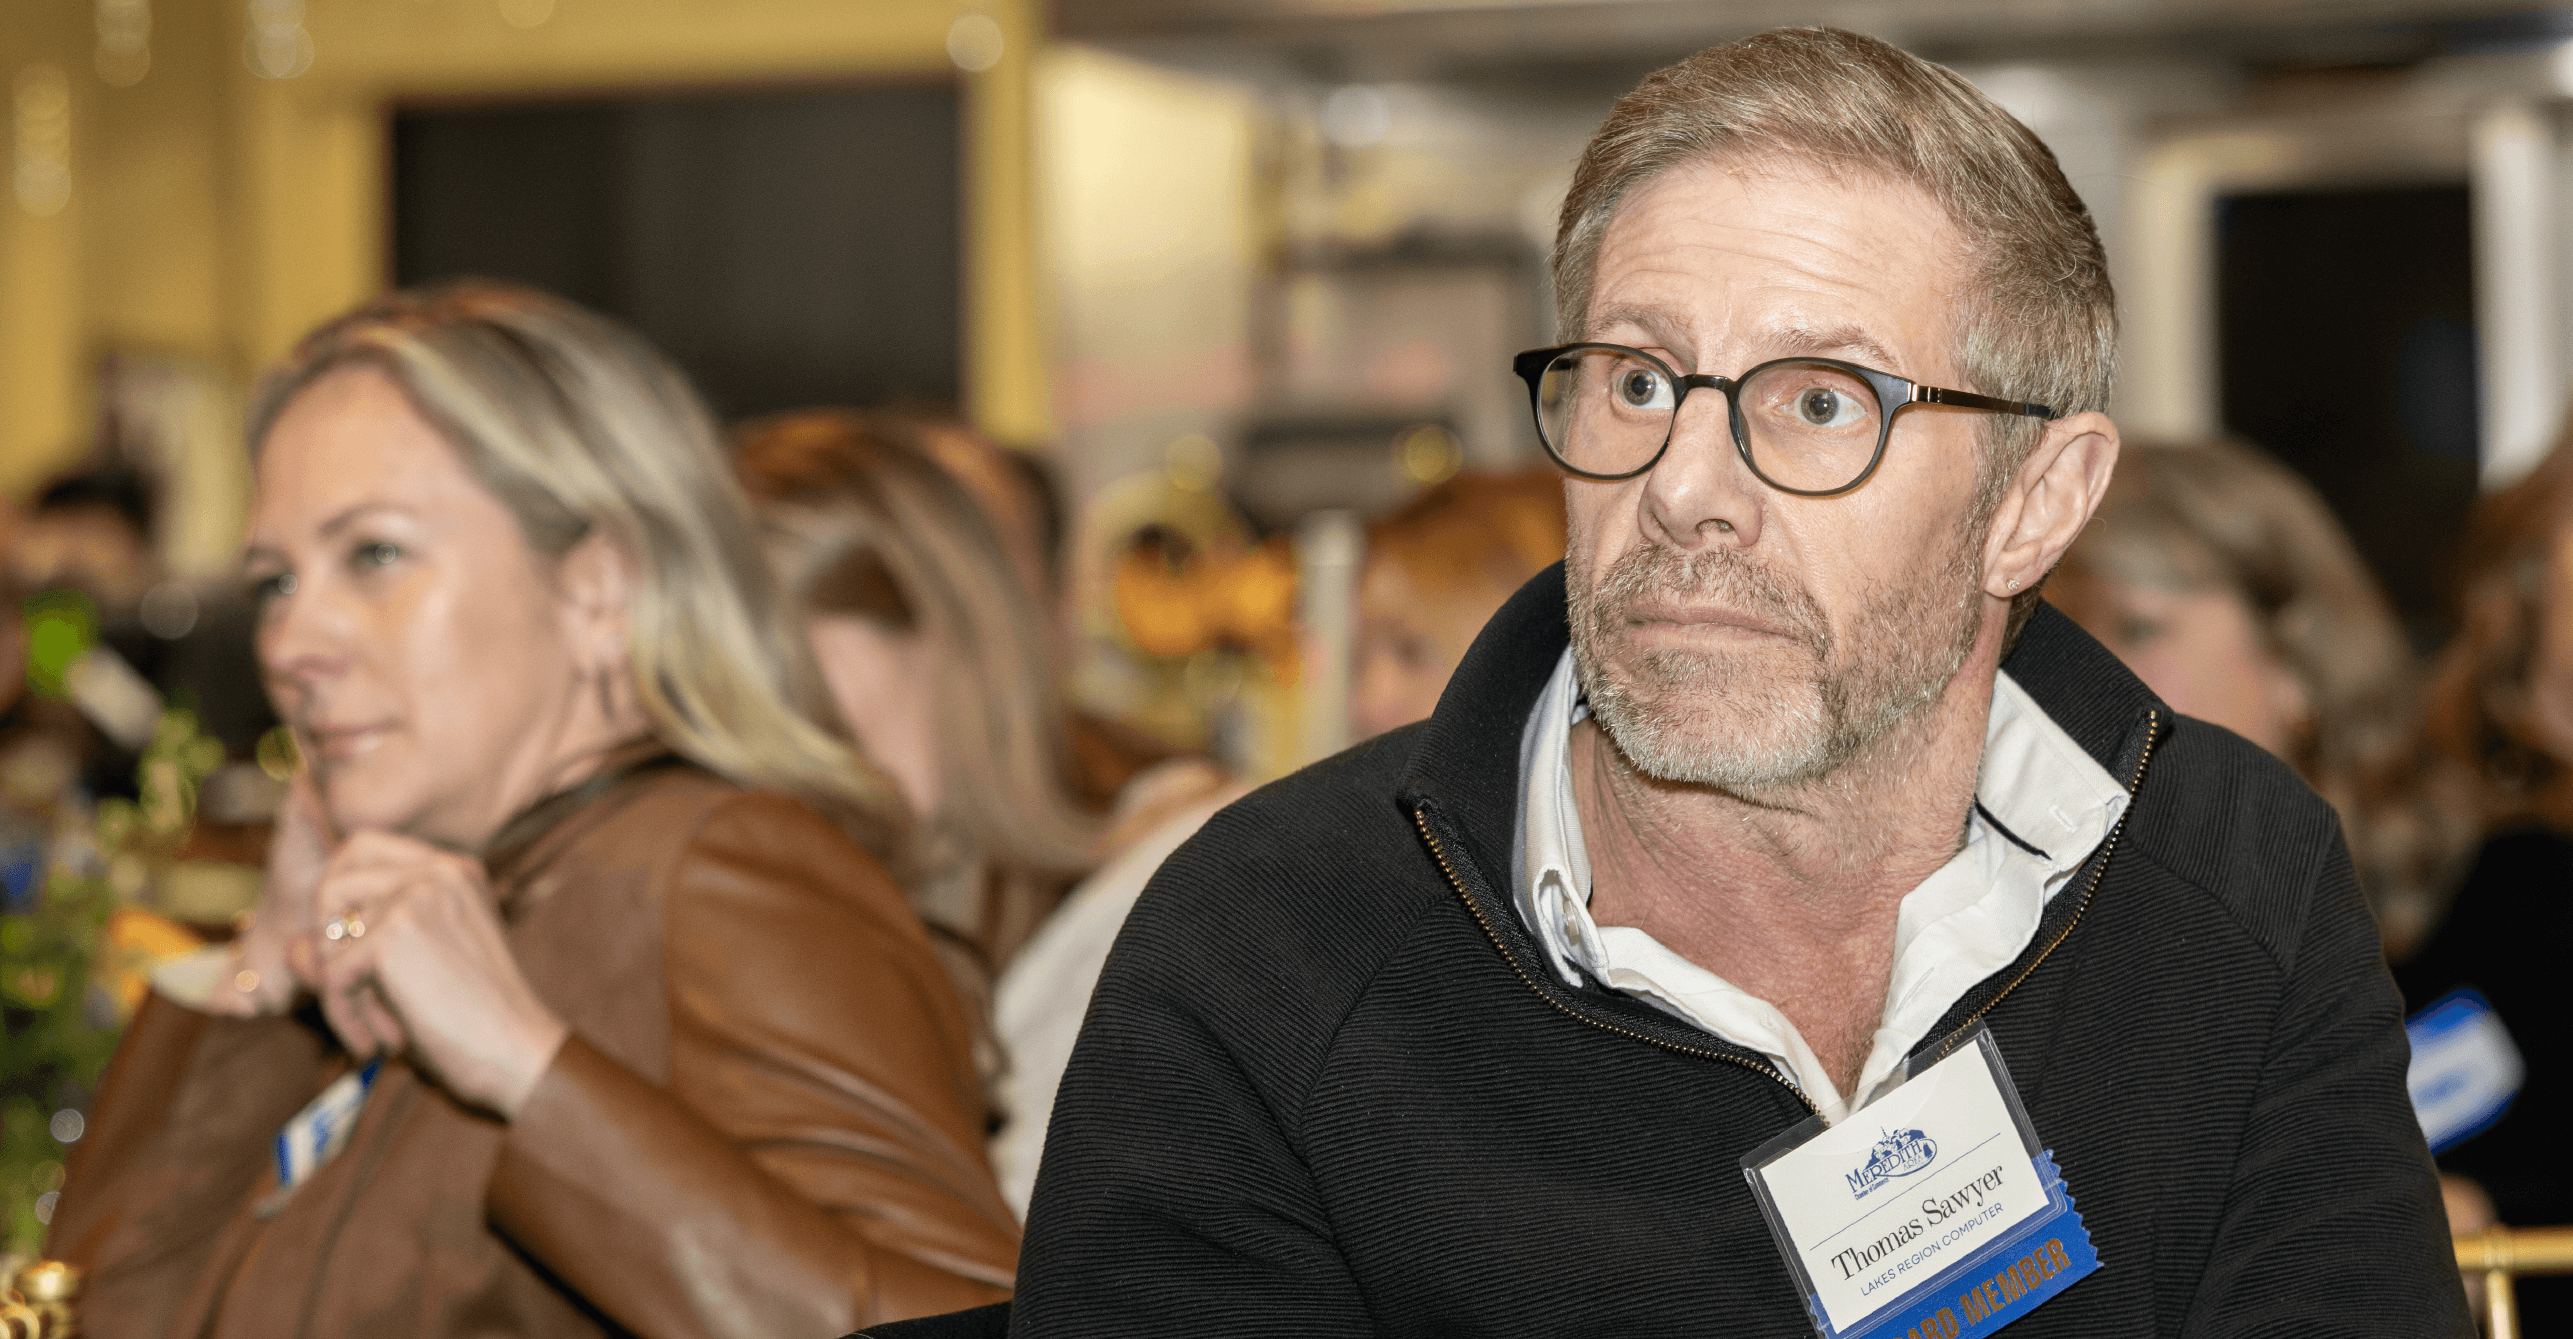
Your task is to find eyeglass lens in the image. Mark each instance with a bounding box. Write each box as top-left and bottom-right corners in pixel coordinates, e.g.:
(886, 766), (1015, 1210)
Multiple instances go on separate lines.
(1534, 348), (1885, 492)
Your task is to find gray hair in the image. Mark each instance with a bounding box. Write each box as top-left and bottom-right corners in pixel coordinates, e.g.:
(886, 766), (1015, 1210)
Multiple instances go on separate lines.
(1553, 26), (2117, 638)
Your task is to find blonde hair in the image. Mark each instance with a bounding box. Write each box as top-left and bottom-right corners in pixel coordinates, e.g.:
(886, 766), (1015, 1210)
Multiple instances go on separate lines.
(246, 280), (903, 853)
(2058, 440), (2473, 952)
(1554, 26), (2115, 645)
(733, 409), (1100, 875)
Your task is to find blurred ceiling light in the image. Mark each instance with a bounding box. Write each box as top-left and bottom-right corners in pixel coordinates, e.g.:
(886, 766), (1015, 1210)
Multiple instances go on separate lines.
(947, 13), (1004, 73)
(94, 0), (150, 88)
(243, 0), (312, 79)
(12, 66), (71, 218)
(1393, 423), (1462, 486)
(497, 0), (554, 28)
(1320, 85), (1391, 149)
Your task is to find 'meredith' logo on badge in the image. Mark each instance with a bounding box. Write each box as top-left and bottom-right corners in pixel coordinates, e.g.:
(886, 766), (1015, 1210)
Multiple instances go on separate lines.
(1846, 1127), (1938, 1200)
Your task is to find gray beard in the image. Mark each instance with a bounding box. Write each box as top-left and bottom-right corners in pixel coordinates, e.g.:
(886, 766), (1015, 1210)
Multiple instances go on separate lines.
(1568, 533), (1985, 792)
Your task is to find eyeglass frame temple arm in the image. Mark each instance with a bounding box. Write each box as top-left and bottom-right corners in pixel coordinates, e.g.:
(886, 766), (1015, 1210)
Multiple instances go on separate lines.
(1908, 384), (2055, 419)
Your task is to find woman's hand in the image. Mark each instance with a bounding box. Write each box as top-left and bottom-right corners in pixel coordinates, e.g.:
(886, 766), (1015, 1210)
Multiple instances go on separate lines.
(304, 832), (569, 1118)
(202, 772), (335, 1018)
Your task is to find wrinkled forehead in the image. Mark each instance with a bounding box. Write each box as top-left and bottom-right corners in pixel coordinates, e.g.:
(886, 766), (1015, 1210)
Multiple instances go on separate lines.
(1583, 153), (1974, 370)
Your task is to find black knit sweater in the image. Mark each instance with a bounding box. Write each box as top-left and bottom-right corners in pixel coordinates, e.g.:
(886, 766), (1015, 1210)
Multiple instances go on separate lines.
(1010, 567), (2471, 1337)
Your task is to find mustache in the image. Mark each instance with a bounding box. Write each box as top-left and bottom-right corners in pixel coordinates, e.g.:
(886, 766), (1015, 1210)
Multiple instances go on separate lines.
(1577, 544), (1830, 658)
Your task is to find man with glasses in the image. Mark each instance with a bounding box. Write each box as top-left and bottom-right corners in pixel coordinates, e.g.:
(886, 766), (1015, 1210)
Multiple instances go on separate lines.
(1004, 26), (2467, 1338)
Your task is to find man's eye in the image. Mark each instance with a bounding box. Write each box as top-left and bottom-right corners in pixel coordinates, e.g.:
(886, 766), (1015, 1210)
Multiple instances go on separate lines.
(1791, 386), (1865, 428)
(353, 542), (402, 569)
(1615, 366), (1674, 410)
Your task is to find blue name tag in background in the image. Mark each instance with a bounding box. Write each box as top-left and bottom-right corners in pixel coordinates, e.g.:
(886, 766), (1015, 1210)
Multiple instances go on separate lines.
(2406, 989), (2521, 1154)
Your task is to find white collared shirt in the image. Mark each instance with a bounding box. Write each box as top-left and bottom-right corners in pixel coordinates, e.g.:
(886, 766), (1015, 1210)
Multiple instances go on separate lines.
(1511, 648), (2128, 1124)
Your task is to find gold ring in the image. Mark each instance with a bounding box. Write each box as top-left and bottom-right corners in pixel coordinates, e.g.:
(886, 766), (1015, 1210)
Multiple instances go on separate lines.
(324, 913), (365, 942)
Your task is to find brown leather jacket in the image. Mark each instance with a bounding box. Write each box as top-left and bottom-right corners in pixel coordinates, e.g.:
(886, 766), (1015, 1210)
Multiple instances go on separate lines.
(48, 763), (1019, 1338)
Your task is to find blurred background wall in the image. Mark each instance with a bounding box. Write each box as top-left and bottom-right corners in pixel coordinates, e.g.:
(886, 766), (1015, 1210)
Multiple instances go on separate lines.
(15, 0), (2573, 766)
(0, 0), (1048, 568)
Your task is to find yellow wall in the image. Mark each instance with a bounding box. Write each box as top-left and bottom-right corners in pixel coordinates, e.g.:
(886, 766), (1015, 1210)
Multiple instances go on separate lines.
(1, 6), (91, 497)
(1, 0), (1046, 496)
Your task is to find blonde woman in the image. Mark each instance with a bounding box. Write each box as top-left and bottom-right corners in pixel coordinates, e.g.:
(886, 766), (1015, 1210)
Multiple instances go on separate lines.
(733, 411), (1230, 1218)
(2045, 439), (2473, 955)
(47, 284), (1019, 1339)
(734, 412), (1116, 1004)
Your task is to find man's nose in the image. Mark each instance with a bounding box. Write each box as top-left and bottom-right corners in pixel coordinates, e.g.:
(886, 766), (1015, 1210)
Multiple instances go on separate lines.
(1640, 389), (1763, 551)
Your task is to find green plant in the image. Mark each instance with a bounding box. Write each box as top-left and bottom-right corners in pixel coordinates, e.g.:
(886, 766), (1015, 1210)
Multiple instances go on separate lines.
(0, 706), (228, 1256)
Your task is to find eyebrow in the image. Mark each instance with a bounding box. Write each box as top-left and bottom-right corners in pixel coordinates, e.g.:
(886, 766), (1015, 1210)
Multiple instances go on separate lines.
(1583, 307), (1909, 377)
(1758, 323), (1906, 375)
(317, 500), (410, 540)
(239, 499), (415, 570)
(1586, 302), (1684, 349)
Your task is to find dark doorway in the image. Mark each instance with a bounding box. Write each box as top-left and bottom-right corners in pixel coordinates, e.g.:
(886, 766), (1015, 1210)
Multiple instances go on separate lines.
(2216, 184), (2479, 646)
(391, 80), (962, 422)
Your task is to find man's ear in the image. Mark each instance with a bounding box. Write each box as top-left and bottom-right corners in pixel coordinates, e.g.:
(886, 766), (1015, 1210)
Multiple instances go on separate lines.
(556, 530), (639, 678)
(1980, 412), (2119, 598)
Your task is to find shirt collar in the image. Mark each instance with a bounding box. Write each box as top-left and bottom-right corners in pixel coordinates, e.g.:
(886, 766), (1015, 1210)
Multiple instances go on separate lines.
(1511, 647), (2129, 1118)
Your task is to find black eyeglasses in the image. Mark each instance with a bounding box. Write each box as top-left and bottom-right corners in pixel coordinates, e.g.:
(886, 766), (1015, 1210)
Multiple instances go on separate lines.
(1512, 343), (2055, 496)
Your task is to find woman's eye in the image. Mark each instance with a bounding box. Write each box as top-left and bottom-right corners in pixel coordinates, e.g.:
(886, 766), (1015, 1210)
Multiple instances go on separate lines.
(353, 542), (403, 569)
(250, 572), (296, 604)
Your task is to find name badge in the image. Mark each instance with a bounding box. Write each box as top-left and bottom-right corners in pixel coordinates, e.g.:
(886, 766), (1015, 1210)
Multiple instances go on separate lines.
(2406, 989), (2522, 1153)
(274, 1058), (382, 1191)
(1742, 1027), (2100, 1339)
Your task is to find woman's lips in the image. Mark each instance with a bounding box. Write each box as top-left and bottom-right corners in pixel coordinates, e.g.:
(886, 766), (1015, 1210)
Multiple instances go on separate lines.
(304, 723), (394, 761)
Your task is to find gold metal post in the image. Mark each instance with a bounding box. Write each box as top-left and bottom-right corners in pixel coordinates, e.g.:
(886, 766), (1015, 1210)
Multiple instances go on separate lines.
(2482, 1268), (2518, 1339)
(2457, 1228), (2573, 1339)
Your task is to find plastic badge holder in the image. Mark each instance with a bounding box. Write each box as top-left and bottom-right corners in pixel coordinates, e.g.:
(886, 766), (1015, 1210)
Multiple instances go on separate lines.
(1740, 1026), (2101, 1339)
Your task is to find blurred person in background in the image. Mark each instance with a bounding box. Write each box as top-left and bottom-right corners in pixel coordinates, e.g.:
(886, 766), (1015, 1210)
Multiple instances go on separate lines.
(46, 283), (1019, 1338)
(5, 462), (280, 810)
(985, 469), (1566, 1218)
(2044, 439), (2473, 958)
(11, 471), (157, 613)
(3, 470), (164, 805)
(1351, 470), (1570, 739)
(731, 411), (1223, 1080)
(732, 409), (1231, 1220)
(896, 414), (1192, 811)
(2400, 421), (2573, 1324)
